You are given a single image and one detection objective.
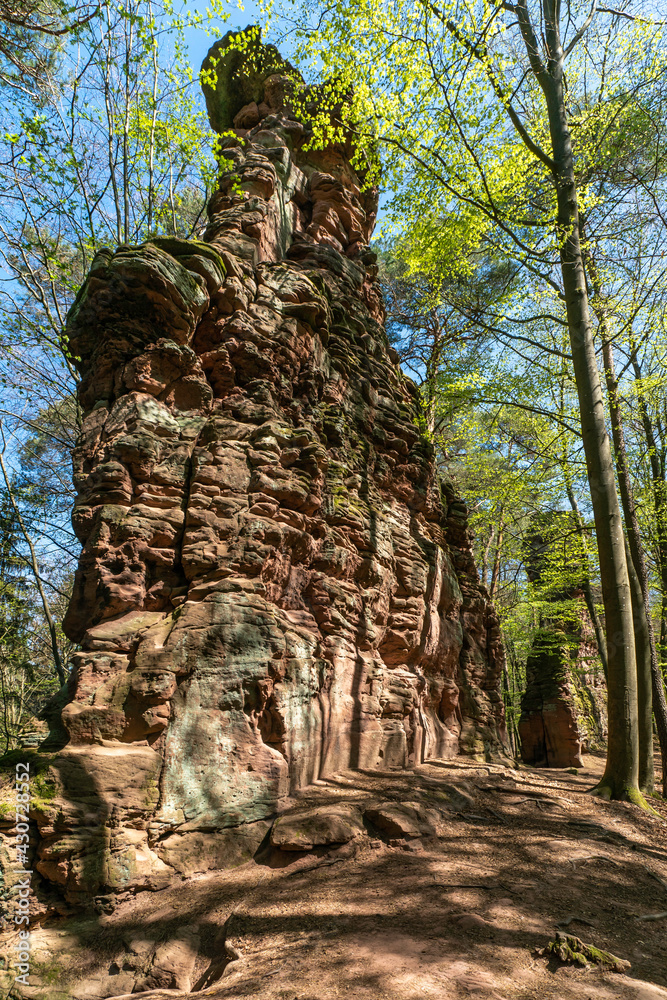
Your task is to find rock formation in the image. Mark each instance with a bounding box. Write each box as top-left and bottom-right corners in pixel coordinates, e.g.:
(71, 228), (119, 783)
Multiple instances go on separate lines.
(32, 28), (506, 905)
(518, 515), (607, 768)
(518, 620), (607, 768)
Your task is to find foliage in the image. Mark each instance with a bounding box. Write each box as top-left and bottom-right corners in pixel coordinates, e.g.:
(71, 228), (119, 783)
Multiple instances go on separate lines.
(0, 488), (66, 753)
(376, 236), (606, 751)
(0, 1), (99, 94)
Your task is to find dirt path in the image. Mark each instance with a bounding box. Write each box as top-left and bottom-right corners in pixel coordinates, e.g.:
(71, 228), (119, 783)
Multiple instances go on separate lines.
(13, 754), (667, 1000)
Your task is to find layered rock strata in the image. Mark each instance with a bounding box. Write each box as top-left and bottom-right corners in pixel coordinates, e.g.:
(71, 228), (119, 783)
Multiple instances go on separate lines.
(518, 515), (607, 768)
(34, 29), (506, 904)
(519, 613), (607, 768)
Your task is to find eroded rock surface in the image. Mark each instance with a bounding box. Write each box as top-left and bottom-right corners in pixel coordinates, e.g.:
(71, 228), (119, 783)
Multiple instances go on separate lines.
(518, 514), (607, 769)
(519, 618), (607, 769)
(271, 804), (364, 850)
(33, 28), (506, 904)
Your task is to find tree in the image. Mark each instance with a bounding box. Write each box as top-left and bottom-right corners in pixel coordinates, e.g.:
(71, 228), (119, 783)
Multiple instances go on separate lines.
(0, 1), (99, 94)
(0, 482), (67, 752)
(380, 243), (515, 432)
(0, 1), (230, 438)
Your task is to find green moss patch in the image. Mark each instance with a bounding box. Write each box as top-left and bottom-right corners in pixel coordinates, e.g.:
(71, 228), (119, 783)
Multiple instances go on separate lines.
(538, 932), (630, 972)
(0, 750), (59, 807)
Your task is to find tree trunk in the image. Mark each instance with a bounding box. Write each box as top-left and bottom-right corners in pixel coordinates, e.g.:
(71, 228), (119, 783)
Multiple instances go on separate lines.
(504, 642), (522, 758)
(600, 335), (665, 794)
(424, 311), (442, 434)
(564, 479), (608, 682)
(522, 3), (642, 803)
(446, 0), (644, 801)
(0, 448), (66, 687)
(628, 353), (667, 796)
(480, 526), (495, 592)
(489, 518), (504, 599)
(625, 537), (655, 793)
(579, 252), (656, 792)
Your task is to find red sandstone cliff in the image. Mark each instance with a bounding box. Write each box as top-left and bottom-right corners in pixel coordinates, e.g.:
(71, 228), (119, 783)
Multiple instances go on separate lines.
(32, 29), (507, 904)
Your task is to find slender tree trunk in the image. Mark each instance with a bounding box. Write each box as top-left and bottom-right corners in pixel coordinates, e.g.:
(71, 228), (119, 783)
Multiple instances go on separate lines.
(501, 661), (515, 757)
(102, 1), (122, 244)
(563, 480), (608, 681)
(624, 537), (655, 792)
(441, 0), (643, 800)
(424, 311), (442, 434)
(603, 346), (665, 794)
(0, 665), (12, 754)
(504, 642), (522, 758)
(481, 526), (495, 592)
(627, 355), (667, 796)
(147, 0), (159, 236)
(555, 205), (639, 803)
(580, 251), (659, 793)
(631, 354), (667, 634)
(121, 0), (135, 245)
(489, 518), (504, 599)
(519, 3), (642, 802)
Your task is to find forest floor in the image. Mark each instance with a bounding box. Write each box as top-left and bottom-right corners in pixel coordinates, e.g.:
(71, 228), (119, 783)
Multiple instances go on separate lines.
(17, 751), (667, 1000)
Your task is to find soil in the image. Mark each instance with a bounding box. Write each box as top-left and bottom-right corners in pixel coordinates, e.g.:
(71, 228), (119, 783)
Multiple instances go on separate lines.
(13, 752), (667, 1000)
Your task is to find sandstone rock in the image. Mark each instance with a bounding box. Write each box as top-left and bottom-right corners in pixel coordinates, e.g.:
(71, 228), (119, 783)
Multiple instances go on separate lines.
(201, 26), (300, 132)
(453, 913), (494, 933)
(364, 801), (440, 839)
(271, 804), (364, 850)
(519, 625), (606, 768)
(134, 925), (200, 993)
(34, 28), (507, 903)
(123, 931), (158, 959)
(159, 820), (271, 874)
(519, 515), (606, 769)
(422, 781), (475, 812)
(32, 742), (171, 903)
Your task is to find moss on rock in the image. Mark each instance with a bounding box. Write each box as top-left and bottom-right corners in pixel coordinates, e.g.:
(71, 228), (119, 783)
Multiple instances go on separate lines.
(539, 932), (630, 972)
